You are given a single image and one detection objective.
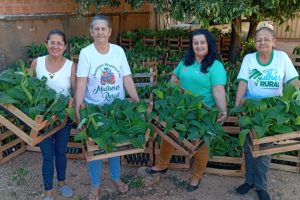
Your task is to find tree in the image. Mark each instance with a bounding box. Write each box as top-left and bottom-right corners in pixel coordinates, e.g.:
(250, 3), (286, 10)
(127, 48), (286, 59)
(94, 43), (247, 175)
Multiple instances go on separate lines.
(75, 0), (300, 64)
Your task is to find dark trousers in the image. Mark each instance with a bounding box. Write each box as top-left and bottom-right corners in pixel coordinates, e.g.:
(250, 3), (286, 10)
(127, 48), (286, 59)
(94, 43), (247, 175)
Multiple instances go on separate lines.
(39, 121), (71, 191)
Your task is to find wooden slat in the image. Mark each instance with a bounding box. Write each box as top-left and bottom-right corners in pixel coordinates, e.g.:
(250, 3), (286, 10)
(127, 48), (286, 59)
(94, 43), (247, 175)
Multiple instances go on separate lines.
(251, 131), (300, 144)
(251, 142), (300, 157)
(205, 168), (243, 177)
(0, 130), (14, 141)
(271, 163), (299, 173)
(208, 156), (244, 164)
(1, 104), (37, 128)
(272, 154), (300, 163)
(0, 142), (25, 165)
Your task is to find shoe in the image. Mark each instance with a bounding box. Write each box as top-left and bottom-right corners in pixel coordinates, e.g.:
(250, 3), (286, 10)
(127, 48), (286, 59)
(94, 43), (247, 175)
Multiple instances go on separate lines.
(256, 190), (271, 200)
(236, 183), (254, 194)
(186, 180), (201, 192)
(58, 185), (74, 198)
(145, 167), (168, 174)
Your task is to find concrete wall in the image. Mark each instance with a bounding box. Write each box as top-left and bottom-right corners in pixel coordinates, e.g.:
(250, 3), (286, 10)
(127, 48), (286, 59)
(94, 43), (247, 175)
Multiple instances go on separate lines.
(0, 0), (153, 69)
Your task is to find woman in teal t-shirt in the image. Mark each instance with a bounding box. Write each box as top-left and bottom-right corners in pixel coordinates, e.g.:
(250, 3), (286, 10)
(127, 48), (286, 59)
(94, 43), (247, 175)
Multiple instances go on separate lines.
(146, 29), (227, 192)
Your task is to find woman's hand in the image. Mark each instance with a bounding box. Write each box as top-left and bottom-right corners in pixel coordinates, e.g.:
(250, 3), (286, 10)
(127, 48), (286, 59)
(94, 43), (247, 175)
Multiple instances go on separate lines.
(217, 111), (227, 125)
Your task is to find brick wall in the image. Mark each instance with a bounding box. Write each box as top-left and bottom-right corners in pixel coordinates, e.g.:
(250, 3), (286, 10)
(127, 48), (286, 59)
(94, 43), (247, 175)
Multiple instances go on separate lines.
(0, 0), (77, 15)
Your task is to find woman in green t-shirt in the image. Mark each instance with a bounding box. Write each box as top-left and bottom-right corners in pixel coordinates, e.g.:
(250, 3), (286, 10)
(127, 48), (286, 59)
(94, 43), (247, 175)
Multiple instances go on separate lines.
(146, 29), (227, 192)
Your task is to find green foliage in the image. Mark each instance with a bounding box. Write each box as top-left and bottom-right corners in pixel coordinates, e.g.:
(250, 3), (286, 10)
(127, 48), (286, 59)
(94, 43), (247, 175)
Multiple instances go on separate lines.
(293, 45), (300, 55)
(232, 84), (300, 145)
(75, 99), (152, 153)
(240, 39), (256, 58)
(210, 133), (242, 157)
(26, 43), (47, 58)
(0, 69), (69, 123)
(11, 168), (29, 186)
(69, 36), (93, 57)
(151, 83), (223, 147)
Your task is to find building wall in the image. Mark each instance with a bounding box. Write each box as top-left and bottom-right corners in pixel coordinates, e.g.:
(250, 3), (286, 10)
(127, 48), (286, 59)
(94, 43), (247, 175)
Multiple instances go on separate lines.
(0, 0), (153, 69)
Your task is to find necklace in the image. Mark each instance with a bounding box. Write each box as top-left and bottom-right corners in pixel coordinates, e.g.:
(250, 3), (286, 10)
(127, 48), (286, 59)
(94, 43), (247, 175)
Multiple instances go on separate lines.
(49, 72), (55, 79)
(46, 56), (65, 79)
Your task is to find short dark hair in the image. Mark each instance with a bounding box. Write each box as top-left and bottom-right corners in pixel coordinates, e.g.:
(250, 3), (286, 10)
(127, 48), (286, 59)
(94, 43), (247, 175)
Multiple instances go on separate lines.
(46, 29), (67, 44)
(90, 15), (112, 31)
(183, 29), (220, 73)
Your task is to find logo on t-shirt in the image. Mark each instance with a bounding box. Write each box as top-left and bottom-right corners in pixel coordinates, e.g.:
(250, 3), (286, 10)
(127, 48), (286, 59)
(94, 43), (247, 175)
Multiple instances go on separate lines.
(100, 67), (115, 85)
(249, 68), (280, 88)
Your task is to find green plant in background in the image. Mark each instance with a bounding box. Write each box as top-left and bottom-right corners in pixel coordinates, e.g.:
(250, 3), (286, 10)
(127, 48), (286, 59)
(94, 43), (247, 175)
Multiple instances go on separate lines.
(240, 39), (256, 58)
(69, 36), (93, 57)
(293, 45), (300, 55)
(26, 43), (47, 59)
(122, 175), (144, 189)
(120, 31), (138, 41)
(12, 167), (29, 186)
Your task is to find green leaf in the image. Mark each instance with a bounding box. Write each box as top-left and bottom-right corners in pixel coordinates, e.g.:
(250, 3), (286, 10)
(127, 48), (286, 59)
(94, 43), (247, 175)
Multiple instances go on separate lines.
(66, 107), (75, 121)
(239, 129), (250, 146)
(152, 89), (164, 99)
(254, 125), (266, 138)
(175, 123), (187, 132)
(269, 125), (294, 134)
(74, 130), (87, 141)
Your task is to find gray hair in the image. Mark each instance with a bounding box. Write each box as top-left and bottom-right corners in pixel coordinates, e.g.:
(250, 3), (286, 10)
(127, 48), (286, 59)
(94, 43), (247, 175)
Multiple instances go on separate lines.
(90, 15), (112, 31)
(254, 27), (275, 40)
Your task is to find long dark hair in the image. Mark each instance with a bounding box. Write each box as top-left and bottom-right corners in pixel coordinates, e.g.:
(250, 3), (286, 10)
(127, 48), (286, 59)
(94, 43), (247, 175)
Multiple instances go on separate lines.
(183, 29), (219, 73)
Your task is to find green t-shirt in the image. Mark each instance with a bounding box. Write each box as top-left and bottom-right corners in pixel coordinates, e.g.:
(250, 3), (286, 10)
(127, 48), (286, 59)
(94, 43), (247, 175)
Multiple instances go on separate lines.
(173, 59), (227, 107)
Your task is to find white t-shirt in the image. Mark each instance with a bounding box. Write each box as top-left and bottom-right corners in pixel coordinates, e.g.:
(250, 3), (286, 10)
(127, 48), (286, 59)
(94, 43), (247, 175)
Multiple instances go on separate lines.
(77, 43), (131, 105)
(237, 50), (298, 99)
(36, 56), (73, 96)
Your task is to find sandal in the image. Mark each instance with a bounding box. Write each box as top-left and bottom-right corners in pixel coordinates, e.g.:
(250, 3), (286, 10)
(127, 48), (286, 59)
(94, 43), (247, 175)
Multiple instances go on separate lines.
(88, 192), (99, 200)
(88, 188), (100, 200)
(114, 180), (129, 193)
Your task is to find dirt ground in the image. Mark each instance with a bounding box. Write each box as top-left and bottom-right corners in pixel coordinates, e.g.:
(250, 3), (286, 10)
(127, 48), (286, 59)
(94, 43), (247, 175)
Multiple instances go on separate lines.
(0, 152), (300, 200)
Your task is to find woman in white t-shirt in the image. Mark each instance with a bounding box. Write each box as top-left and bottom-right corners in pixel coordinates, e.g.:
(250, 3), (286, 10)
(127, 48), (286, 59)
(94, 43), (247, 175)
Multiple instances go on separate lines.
(75, 15), (139, 200)
(235, 27), (299, 200)
(30, 29), (77, 200)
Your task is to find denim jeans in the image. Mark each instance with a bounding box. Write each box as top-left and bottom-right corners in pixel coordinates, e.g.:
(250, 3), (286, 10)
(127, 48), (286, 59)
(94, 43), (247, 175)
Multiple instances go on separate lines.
(39, 120), (72, 191)
(244, 135), (271, 190)
(89, 156), (121, 188)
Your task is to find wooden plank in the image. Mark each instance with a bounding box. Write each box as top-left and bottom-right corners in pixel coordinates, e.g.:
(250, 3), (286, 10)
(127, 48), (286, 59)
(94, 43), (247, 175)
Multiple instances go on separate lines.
(271, 163), (299, 173)
(251, 142), (300, 157)
(272, 154), (300, 163)
(0, 130), (14, 140)
(223, 126), (240, 135)
(0, 142), (25, 165)
(0, 115), (33, 145)
(208, 156), (244, 164)
(0, 104), (37, 128)
(85, 147), (145, 161)
(252, 131), (300, 145)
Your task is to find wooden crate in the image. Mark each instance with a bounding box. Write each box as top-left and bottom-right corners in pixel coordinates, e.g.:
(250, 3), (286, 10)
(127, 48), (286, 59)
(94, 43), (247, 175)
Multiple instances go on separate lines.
(271, 152), (300, 173)
(151, 117), (202, 159)
(119, 37), (133, 48)
(167, 37), (180, 49)
(292, 54), (300, 68)
(121, 138), (154, 167)
(143, 37), (160, 46)
(133, 62), (158, 88)
(0, 126), (25, 165)
(84, 130), (150, 162)
(222, 116), (240, 135)
(205, 155), (245, 177)
(220, 37), (230, 62)
(249, 131), (300, 157)
(180, 37), (189, 49)
(0, 104), (67, 146)
(25, 129), (85, 160)
(154, 141), (190, 170)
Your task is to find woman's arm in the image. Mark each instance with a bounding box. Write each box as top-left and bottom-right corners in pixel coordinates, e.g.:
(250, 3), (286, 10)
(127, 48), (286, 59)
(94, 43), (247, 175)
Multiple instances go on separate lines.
(235, 81), (247, 106)
(171, 74), (180, 85)
(70, 63), (77, 96)
(29, 59), (38, 76)
(212, 85), (227, 123)
(75, 77), (87, 123)
(123, 75), (139, 102)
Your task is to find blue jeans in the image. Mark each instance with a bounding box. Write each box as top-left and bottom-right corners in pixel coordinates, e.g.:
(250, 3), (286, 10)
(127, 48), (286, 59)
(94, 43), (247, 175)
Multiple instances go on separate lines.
(89, 156), (121, 188)
(39, 121), (71, 191)
(244, 135), (271, 190)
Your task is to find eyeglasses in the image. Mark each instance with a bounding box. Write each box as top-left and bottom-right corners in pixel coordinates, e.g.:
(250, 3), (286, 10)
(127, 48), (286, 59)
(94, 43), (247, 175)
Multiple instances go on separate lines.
(255, 38), (272, 43)
(47, 40), (65, 47)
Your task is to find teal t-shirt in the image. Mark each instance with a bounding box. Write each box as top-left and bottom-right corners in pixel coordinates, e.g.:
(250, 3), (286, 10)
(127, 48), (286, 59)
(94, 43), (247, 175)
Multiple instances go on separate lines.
(173, 59), (227, 107)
